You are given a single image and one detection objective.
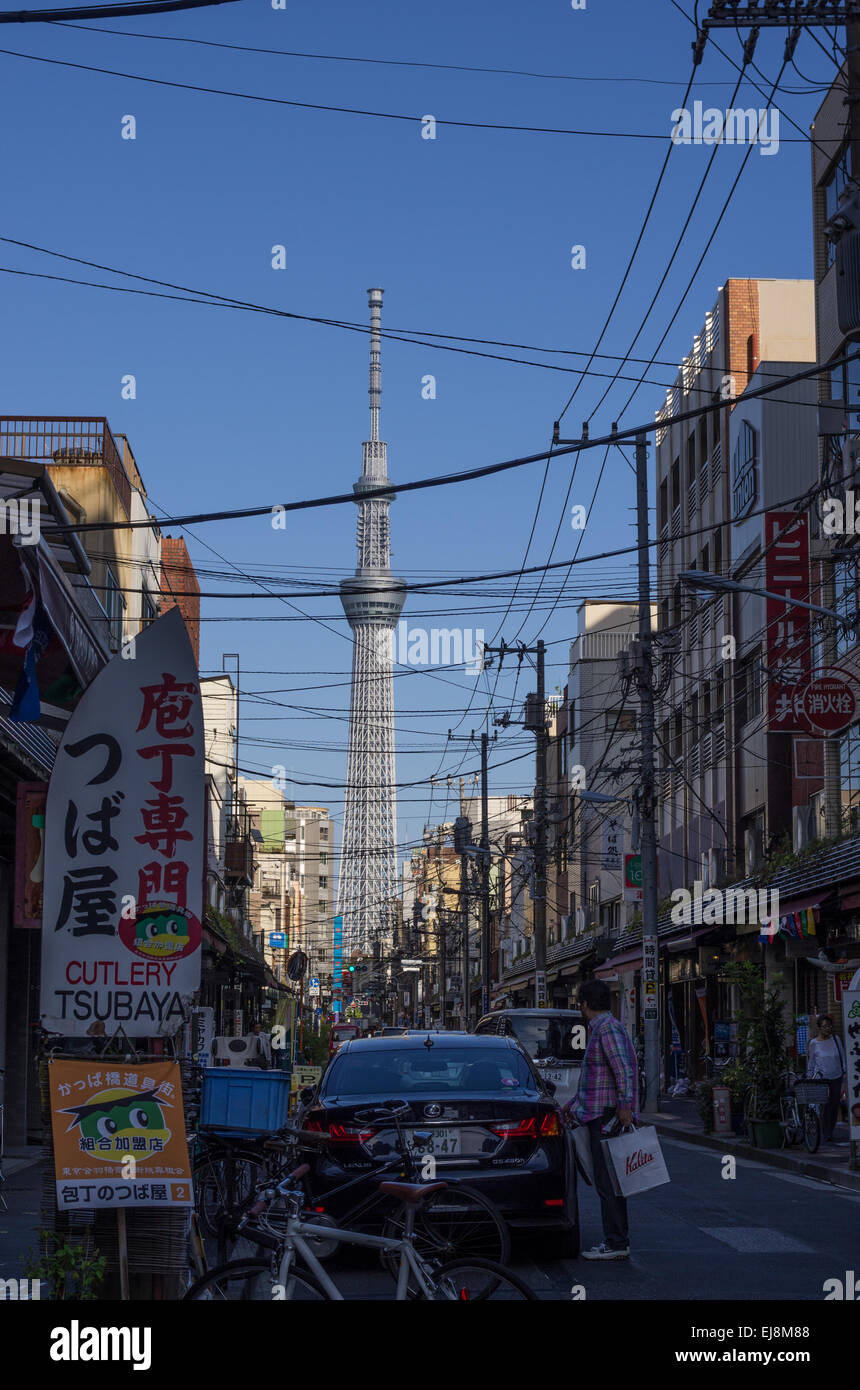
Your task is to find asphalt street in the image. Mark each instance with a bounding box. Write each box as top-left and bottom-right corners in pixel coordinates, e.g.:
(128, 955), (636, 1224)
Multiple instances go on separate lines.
(316, 1135), (860, 1301)
(3, 1135), (857, 1300)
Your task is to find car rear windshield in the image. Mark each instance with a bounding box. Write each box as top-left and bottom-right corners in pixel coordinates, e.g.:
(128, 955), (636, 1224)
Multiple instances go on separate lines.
(508, 1016), (585, 1064)
(322, 1046), (537, 1096)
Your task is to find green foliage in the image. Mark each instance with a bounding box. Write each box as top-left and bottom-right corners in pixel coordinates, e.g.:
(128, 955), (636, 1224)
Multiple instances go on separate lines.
(25, 1228), (106, 1301)
(694, 1080), (715, 1132)
(719, 1059), (752, 1107)
(722, 963), (790, 1121)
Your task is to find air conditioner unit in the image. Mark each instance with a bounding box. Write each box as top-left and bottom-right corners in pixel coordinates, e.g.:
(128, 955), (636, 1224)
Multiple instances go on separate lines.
(744, 828), (763, 876)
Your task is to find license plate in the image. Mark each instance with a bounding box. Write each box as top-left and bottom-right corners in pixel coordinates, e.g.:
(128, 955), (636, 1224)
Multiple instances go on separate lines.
(541, 1069), (569, 1084)
(408, 1127), (461, 1156)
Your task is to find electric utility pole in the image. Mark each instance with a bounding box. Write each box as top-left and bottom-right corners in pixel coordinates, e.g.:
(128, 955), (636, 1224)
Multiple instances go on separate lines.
(489, 642), (549, 1009)
(634, 432), (660, 1113)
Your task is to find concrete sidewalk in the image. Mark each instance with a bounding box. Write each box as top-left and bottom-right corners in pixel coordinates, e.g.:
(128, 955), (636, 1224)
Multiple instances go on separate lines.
(644, 1095), (860, 1192)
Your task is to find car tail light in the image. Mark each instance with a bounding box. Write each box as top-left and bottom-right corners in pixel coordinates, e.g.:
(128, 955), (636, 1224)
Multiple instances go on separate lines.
(489, 1117), (537, 1140)
(304, 1118), (324, 1132)
(544, 1198), (565, 1207)
(327, 1123), (376, 1144)
(539, 1113), (561, 1137)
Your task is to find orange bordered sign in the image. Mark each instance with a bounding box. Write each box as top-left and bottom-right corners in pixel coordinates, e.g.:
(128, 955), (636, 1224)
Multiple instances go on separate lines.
(48, 1058), (192, 1210)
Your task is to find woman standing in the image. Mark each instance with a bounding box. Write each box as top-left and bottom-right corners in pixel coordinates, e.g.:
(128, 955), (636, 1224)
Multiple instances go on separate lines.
(806, 1014), (846, 1143)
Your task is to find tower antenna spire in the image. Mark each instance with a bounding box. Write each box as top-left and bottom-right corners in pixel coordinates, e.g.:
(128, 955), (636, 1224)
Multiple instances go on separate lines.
(368, 286), (383, 447)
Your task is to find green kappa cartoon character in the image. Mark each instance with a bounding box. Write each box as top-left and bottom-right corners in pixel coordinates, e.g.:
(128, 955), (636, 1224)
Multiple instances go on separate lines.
(61, 1087), (172, 1164)
(133, 904), (191, 959)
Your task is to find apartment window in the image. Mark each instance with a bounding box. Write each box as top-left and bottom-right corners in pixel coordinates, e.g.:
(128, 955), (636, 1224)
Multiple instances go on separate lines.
(605, 709), (636, 733)
(318, 901), (327, 917)
(141, 590), (157, 626)
(713, 527), (723, 579)
(104, 565), (124, 649)
(824, 145), (852, 268)
(700, 543), (709, 575)
(834, 554), (860, 658)
(736, 652), (762, 728)
(686, 431), (696, 489)
(712, 392), (721, 444)
(317, 949), (327, 962)
(672, 710), (682, 760)
(671, 458), (681, 512)
(839, 724), (860, 829)
(319, 875), (328, 889)
(660, 597), (670, 634)
(658, 478), (668, 532)
(319, 825), (329, 840)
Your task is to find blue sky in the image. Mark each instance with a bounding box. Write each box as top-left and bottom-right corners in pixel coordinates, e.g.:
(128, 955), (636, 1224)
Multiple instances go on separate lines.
(0, 0), (831, 867)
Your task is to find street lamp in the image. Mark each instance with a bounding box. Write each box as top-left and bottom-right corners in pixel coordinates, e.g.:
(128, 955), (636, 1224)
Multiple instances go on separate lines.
(678, 570), (854, 627)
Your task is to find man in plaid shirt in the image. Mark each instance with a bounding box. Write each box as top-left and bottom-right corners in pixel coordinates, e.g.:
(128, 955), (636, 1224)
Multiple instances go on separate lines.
(565, 978), (638, 1260)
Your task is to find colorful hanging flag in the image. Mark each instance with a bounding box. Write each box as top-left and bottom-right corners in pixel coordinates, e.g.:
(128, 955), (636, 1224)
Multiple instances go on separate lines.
(9, 595), (52, 723)
(799, 908), (817, 937)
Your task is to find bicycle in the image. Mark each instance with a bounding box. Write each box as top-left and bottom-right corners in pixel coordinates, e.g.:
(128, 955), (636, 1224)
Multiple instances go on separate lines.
(184, 1164), (535, 1302)
(203, 1101), (510, 1270)
(778, 1071), (826, 1154)
(192, 1130), (270, 1260)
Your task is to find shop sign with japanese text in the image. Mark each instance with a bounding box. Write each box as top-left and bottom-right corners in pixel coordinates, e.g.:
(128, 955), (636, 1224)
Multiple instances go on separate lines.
(41, 609), (204, 1036)
(48, 1058), (192, 1209)
(765, 512), (812, 732)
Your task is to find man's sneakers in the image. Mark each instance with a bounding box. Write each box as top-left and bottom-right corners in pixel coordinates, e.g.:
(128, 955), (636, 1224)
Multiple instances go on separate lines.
(581, 1243), (629, 1261)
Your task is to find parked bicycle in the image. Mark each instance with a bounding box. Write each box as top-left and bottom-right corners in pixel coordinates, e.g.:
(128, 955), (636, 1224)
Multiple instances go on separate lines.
(778, 1071), (826, 1154)
(198, 1102), (509, 1270)
(184, 1162), (534, 1302)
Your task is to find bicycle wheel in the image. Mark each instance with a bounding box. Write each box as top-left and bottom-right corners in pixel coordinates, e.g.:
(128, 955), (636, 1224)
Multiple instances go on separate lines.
(429, 1257), (536, 1301)
(780, 1099), (801, 1148)
(184, 1258), (328, 1301)
(193, 1150), (266, 1241)
(380, 1184), (509, 1283)
(803, 1106), (821, 1154)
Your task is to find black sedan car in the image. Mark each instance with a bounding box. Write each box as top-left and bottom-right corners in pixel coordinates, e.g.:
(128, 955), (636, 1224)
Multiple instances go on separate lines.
(301, 1032), (578, 1256)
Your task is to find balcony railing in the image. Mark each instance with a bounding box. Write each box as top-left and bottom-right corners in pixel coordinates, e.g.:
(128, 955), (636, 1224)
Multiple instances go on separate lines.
(0, 416), (133, 517)
(225, 835), (254, 885)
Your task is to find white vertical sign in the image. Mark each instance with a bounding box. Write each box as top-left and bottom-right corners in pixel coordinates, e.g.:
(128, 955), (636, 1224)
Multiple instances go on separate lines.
(40, 609), (204, 1036)
(601, 816), (625, 872)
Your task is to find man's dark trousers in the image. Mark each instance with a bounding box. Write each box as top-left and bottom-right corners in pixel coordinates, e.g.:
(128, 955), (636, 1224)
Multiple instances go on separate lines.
(587, 1106), (629, 1251)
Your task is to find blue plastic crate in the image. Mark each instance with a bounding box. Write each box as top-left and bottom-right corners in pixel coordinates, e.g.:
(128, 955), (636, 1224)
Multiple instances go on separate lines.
(199, 1067), (292, 1136)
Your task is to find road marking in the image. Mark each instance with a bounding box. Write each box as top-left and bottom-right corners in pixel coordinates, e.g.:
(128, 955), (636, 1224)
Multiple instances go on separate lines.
(700, 1226), (815, 1253)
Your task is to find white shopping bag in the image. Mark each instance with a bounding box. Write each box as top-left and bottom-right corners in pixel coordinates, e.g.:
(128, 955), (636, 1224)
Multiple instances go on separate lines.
(600, 1124), (670, 1197)
(568, 1123), (594, 1186)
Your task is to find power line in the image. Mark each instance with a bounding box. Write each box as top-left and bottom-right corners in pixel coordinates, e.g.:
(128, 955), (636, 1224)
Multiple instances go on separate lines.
(0, 43), (816, 138)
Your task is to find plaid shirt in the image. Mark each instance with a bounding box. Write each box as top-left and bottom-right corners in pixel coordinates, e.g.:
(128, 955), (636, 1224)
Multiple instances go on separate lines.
(569, 1011), (638, 1123)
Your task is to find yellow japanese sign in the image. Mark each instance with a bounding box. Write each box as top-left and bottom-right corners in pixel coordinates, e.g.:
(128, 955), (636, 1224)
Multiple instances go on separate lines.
(48, 1058), (192, 1210)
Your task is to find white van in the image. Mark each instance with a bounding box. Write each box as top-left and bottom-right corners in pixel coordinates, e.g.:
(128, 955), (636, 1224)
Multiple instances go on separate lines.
(473, 1009), (586, 1108)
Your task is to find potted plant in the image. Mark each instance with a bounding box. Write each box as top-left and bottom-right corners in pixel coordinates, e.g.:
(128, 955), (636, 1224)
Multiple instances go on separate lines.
(722, 963), (790, 1149)
(720, 1060), (752, 1135)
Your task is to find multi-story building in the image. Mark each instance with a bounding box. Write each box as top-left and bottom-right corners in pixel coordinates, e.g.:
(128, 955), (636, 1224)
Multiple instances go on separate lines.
(566, 600), (644, 938)
(654, 280), (815, 898)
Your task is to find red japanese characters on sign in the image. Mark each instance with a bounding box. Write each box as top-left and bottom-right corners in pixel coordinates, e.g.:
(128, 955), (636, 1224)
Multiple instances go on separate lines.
(765, 512), (812, 733)
(791, 671), (857, 736)
(41, 608), (204, 1037)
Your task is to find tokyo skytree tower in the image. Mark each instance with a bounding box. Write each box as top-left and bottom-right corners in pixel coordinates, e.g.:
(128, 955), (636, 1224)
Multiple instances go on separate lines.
(337, 288), (406, 955)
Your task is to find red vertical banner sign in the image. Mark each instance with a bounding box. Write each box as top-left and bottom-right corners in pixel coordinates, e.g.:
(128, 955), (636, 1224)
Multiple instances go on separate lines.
(765, 512), (812, 732)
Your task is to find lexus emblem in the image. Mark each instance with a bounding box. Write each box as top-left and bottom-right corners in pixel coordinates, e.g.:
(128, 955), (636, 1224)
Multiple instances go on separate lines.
(424, 1104), (442, 1118)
